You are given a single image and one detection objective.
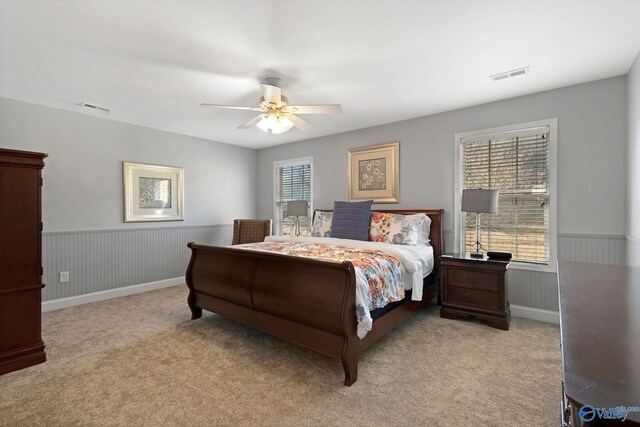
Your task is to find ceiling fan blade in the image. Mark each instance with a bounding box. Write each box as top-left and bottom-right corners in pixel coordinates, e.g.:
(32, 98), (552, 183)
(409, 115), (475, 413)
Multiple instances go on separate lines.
(288, 114), (311, 131)
(201, 103), (263, 111)
(286, 105), (342, 115)
(260, 83), (282, 104)
(237, 114), (265, 129)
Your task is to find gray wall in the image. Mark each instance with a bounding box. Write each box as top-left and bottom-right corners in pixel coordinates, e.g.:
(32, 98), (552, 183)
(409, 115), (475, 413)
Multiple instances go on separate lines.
(627, 51), (640, 266)
(0, 97), (256, 231)
(2, 74), (631, 308)
(257, 76), (629, 311)
(0, 97), (257, 300)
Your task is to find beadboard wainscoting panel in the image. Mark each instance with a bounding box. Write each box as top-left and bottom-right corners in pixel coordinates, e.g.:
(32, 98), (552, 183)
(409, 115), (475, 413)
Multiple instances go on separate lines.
(443, 231), (626, 311)
(626, 235), (640, 267)
(42, 224), (233, 301)
(42, 227), (626, 309)
(508, 269), (559, 312)
(558, 234), (627, 265)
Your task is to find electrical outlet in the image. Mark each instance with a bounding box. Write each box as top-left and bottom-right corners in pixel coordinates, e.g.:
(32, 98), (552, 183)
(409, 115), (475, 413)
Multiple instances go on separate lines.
(59, 271), (69, 283)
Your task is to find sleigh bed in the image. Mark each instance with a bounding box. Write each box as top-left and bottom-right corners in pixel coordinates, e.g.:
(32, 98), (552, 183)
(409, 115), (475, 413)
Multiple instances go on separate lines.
(185, 209), (443, 386)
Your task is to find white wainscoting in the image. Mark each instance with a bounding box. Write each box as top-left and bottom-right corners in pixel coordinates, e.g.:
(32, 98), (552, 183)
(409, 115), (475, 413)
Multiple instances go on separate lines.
(626, 235), (640, 267)
(557, 233), (626, 265)
(42, 225), (626, 316)
(443, 231), (626, 312)
(42, 224), (233, 302)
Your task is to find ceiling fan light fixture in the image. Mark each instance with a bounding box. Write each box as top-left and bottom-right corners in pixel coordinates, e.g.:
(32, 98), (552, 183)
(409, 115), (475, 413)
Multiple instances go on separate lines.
(275, 115), (294, 133)
(201, 78), (341, 134)
(266, 112), (279, 128)
(256, 114), (270, 132)
(257, 112), (294, 134)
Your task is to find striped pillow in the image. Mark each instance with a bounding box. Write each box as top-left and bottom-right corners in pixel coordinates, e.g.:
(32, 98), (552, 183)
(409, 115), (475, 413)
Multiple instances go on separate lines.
(330, 200), (373, 241)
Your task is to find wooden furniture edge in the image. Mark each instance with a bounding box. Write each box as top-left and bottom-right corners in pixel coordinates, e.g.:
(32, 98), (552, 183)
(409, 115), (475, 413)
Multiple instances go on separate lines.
(0, 148), (47, 376)
(0, 148), (47, 168)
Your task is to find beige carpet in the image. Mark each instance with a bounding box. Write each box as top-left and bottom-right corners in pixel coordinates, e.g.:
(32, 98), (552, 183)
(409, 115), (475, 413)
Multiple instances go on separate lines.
(0, 286), (561, 426)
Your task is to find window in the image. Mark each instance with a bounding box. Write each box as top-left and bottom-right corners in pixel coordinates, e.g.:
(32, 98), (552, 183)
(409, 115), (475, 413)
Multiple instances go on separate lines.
(455, 119), (557, 270)
(273, 157), (313, 236)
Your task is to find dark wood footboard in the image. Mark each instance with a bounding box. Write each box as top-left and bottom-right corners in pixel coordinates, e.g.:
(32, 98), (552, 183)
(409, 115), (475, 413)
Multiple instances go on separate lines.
(186, 244), (363, 384)
(186, 209), (443, 385)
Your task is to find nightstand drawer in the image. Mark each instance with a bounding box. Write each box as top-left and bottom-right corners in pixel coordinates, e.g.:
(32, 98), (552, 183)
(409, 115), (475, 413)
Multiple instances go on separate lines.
(447, 286), (500, 309)
(447, 268), (500, 291)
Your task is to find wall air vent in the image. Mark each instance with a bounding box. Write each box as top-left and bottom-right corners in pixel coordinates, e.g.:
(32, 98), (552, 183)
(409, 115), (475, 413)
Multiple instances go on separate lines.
(490, 67), (530, 82)
(80, 102), (110, 114)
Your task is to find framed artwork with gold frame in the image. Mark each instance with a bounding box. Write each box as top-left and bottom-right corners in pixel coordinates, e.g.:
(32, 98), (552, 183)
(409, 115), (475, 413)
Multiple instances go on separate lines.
(347, 141), (399, 203)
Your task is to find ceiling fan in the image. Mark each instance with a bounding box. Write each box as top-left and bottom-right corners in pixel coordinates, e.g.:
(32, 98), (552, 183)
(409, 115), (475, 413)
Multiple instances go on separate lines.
(201, 78), (342, 134)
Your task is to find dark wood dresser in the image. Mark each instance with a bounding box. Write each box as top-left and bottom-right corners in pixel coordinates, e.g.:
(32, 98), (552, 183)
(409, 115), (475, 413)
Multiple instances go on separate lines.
(0, 148), (47, 375)
(558, 261), (640, 426)
(439, 254), (510, 330)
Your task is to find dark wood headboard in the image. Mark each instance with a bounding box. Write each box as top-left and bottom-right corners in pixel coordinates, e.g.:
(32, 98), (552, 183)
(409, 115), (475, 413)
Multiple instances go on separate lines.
(312, 208), (444, 267)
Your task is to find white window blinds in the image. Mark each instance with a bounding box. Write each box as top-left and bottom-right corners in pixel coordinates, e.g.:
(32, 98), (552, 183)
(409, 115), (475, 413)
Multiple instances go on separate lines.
(274, 159), (312, 236)
(461, 129), (550, 264)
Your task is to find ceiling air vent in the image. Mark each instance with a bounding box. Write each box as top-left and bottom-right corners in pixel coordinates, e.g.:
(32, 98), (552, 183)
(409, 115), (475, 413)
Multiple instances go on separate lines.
(490, 67), (530, 82)
(80, 102), (110, 114)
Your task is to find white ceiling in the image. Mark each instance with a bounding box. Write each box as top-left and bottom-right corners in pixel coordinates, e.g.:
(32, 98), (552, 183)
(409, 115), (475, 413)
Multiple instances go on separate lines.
(1, 0), (639, 149)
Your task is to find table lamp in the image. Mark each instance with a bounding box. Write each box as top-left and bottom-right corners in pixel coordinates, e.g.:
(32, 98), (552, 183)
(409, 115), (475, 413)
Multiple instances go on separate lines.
(461, 189), (499, 258)
(287, 200), (309, 237)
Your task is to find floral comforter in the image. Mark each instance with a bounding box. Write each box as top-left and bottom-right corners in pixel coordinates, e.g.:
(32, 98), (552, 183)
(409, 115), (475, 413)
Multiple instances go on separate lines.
(234, 238), (429, 339)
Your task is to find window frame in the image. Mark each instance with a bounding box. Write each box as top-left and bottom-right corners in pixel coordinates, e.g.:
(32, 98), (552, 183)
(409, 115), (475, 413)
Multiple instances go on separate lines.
(273, 156), (314, 236)
(453, 118), (558, 273)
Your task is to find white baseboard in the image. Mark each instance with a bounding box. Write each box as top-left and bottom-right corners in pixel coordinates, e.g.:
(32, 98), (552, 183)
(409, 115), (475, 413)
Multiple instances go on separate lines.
(42, 276), (185, 312)
(511, 304), (560, 324)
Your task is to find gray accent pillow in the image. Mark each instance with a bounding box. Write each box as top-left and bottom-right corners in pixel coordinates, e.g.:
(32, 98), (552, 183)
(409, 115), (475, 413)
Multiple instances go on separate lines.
(330, 200), (373, 241)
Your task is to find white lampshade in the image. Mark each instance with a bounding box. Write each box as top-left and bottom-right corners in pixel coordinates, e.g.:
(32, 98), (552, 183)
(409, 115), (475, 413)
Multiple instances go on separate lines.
(271, 116), (294, 134)
(256, 114), (270, 132)
(461, 189), (499, 214)
(287, 200), (308, 217)
(257, 112), (294, 134)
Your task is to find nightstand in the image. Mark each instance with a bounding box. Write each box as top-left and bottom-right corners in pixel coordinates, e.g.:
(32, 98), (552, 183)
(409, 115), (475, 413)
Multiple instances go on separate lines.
(439, 254), (510, 330)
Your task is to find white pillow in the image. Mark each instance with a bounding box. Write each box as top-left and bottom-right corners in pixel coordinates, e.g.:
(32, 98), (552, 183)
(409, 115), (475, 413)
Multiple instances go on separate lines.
(418, 213), (432, 245)
(369, 212), (426, 245)
(311, 210), (333, 237)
